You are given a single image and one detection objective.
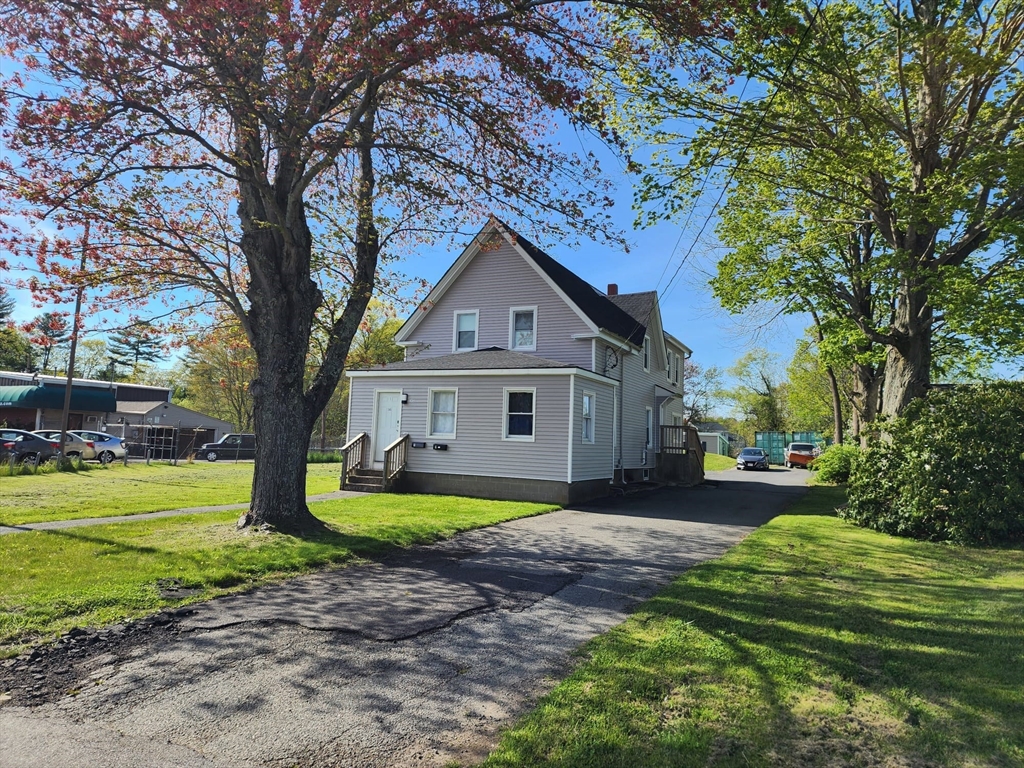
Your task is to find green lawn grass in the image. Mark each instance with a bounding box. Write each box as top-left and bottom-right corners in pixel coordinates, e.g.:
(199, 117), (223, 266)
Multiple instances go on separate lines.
(483, 486), (1024, 768)
(0, 494), (556, 655)
(703, 453), (735, 471)
(0, 462), (342, 526)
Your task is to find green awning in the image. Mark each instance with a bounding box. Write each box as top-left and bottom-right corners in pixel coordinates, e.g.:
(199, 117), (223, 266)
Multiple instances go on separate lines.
(0, 385), (117, 412)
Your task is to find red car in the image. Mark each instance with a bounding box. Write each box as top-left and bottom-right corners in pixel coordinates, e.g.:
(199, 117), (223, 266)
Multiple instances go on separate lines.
(785, 442), (817, 468)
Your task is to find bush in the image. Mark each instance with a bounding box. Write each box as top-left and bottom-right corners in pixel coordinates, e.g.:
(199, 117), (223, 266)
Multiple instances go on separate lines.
(842, 382), (1024, 544)
(810, 444), (859, 483)
(307, 451), (342, 464)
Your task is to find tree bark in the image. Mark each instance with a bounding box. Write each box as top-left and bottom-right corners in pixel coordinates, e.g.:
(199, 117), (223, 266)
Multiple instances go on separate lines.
(881, 279), (933, 418)
(824, 365), (844, 444)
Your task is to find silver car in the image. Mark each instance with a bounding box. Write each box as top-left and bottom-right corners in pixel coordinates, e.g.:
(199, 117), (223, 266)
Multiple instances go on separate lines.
(33, 430), (97, 460)
(73, 430), (128, 463)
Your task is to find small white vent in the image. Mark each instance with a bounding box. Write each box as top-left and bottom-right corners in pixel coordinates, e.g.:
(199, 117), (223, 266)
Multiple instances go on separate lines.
(85, 415), (98, 423)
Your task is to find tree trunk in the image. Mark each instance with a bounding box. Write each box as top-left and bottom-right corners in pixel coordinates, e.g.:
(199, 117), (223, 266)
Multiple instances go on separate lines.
(881, 280), (933, 417)
(851, 361), (883, 447)
(824, 365), (844, 444)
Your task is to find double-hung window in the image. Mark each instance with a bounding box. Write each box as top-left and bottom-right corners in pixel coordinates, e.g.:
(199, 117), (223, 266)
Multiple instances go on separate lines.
(667, 350), (673, 381)
(581, 392), (595, 443)
(428, 389), (457, 438)
(503, 388), (535, 441)
(645, 407), (653, 448)
(454, 310), (478, 352)
(643, 336), (651, 372)
(509, 306), (537, 351)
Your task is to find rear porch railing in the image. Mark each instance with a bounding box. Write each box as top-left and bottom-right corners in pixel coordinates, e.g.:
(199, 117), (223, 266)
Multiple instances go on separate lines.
(659, 425), (689, 454)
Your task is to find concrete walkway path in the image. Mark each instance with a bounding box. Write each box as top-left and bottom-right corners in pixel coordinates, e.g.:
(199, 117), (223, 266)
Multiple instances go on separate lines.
(0, 490), (366, 535)
(0, 468), (807, 768)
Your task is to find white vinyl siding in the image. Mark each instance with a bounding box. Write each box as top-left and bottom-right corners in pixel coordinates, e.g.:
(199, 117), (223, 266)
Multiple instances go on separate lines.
(427, 388), (457, 438)
(347, 374), (571, 481)
(571, 379), (615, 481)
(509, 306), (537, 351)
(453, 310), (478, 352)
(407, 240), (592, 366)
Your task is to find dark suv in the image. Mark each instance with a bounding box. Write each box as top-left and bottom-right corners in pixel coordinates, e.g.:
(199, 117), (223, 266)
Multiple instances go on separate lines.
(195, 433), (256, 462)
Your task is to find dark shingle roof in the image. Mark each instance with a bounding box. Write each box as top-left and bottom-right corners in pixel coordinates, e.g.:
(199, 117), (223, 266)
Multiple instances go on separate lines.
(502, 225), (647, 346)
(353, 347), (572, 372)
(608, 292), (658, 327)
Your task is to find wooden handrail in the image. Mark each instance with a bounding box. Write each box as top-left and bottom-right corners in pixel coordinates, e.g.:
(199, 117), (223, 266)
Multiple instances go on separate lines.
(339, 432), (369, 490)
(659, 425), (689, 454)
(383, 434), (410, 492)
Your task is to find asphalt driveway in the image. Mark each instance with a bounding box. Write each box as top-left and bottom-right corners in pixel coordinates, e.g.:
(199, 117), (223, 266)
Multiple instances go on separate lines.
(0, 467), (807, 768)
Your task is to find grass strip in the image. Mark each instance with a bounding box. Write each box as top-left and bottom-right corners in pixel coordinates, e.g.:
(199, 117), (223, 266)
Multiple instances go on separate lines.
(0, 494), (556, 655)
(483, 486), (1024, 768)
(0, 462), (342, 526)
(702, 453), (736, 471)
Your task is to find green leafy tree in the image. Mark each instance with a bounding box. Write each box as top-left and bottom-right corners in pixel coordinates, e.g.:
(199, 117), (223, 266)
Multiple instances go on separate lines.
(630, 0), (1024, 417)
(721, 348), (789, 433)
(0, 326), (33, 371)
(680, 359), (722, 424)
(72, 338), (110, 379)
(787, 334), (850, 438)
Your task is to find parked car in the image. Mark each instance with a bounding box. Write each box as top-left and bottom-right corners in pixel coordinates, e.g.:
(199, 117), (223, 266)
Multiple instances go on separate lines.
(195, 433), (257, 462)
(736, 447), (770, 471)
(73, 430), (128, 463)
(785, 442), (817, 469)
(33, 430), (97, 460)
(1, 429), (61, 464)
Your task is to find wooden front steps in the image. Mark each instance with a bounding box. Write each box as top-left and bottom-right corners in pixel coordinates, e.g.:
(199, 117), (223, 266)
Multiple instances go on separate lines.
(344, 467), (384, 493)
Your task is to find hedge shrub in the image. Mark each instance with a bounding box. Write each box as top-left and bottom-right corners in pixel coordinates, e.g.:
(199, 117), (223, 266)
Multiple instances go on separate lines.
(809, 444), (859, 484)
(842, 382), (1024, 544)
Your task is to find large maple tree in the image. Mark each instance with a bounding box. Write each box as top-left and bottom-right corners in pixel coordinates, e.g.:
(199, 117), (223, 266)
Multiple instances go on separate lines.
(0, 0), (722, 531)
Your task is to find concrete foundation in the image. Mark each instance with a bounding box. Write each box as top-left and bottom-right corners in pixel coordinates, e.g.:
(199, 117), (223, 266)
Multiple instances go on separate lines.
(398, 472), (610, 505)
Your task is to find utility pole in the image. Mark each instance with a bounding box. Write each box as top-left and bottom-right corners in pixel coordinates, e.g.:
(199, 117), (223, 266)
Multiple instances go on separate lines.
(58, 222), (89, 467)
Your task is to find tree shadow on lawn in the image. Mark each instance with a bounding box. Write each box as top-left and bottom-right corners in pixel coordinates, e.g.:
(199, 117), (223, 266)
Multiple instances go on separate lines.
(493, 534), (1024, 768)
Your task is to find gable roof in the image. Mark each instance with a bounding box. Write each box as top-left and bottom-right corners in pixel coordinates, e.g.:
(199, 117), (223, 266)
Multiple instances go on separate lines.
(508, 227), (647, 346)
(395, 219), (647, 348)
(351, 347), (569, 372)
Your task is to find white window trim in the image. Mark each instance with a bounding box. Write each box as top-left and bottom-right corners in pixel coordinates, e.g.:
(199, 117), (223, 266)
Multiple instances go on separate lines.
(508, 305), (538, 352)
(643, 335), (651, 372)
(581, 391), (595, 444)
(452, 309), (479, 353)
(426, 387), (458, 439)
(645, 406), (653, 448)
(502, 387), (536, 442)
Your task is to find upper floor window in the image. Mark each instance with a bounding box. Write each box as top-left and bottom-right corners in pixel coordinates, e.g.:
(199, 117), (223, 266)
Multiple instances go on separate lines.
(503, 388), (535, 441)
(666, 350), (673, 381)
(643, 336), (651, 372)
(581, 392), (595, 443)
(510, 306), (537, 351)
(453, 310), (478, 352)
(428, 389), (458, 438)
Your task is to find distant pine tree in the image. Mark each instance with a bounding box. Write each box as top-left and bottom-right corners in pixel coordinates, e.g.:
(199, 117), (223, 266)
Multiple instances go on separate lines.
(108, 323), (165, 370)
(0, 287), (15, 322)
(28, 312), (70, 373)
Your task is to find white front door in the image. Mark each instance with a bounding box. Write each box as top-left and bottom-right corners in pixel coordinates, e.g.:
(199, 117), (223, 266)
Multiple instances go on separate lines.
(373, 391), (402, 465)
